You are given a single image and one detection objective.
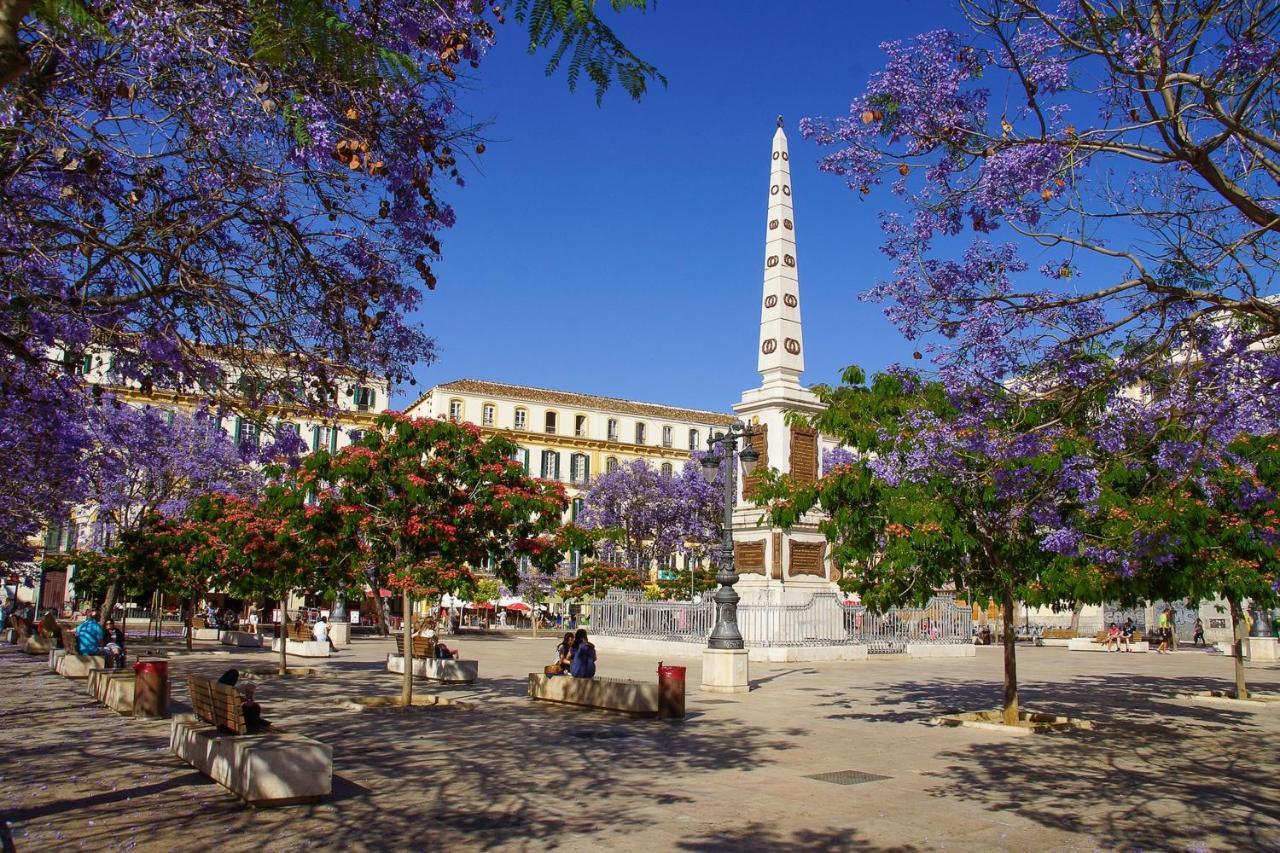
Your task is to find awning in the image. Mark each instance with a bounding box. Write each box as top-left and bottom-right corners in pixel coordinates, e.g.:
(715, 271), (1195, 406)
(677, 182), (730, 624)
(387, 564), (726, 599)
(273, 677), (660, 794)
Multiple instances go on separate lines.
(468, 602), (495, 610)
(505, 602), (530, 612)
(841, 599), (859, 607)
(379, 588), (393, 598)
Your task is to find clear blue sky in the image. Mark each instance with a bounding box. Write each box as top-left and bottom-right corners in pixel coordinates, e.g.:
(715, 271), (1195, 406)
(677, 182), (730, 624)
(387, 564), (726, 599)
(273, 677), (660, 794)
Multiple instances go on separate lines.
(400, 1), (971, 412)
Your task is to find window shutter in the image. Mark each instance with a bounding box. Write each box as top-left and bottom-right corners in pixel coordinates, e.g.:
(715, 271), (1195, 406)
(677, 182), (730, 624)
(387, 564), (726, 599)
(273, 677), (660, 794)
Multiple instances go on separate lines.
(311, 426), (321, 452)
(330, 427), (338, 453)
(369, 388), (376, 410)
(523, 448), (530, 472)
(583, 455), (590, 482)
(234, 417), (243, 444)
(553, 452), (561, 480)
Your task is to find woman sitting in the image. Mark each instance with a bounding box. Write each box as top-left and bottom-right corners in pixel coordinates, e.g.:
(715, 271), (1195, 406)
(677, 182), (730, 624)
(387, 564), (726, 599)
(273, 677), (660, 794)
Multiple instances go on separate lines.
(102, 618), (127, 669)
(569, 629), (597, 679)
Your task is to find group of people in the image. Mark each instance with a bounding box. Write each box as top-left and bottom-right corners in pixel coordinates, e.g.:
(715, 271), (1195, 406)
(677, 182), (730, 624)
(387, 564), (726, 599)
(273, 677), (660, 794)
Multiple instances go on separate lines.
(1103, 612), (1208, 653)
(73, 609), (128, 668)
(1102, 619), (1140, 652)
(549, 629), (597, 678)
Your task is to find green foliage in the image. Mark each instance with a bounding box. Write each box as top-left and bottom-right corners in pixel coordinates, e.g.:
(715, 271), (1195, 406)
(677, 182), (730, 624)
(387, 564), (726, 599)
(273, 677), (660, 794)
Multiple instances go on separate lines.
(513, 0), (665, 103)
(556, 561), (641, 600)
(248, 0), (418, 87)
(30, 0), (105, 37)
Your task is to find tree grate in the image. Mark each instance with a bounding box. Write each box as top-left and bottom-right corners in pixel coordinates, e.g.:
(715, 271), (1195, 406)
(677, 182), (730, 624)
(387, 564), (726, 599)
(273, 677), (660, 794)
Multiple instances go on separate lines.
(804, 770), (891, 786)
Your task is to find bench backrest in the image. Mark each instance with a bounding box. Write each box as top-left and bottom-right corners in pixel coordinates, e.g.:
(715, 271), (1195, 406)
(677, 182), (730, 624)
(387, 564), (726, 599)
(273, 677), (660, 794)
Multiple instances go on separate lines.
(62, 627), (78, 652)
(394, 634), (436, 659)
(187, 675), (248, 735)
(288, 623), (311, 641)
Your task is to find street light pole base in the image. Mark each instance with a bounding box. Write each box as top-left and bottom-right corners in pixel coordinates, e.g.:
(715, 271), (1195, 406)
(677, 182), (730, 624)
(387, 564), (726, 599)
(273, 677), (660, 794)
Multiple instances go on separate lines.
(701, 648), (750, 694)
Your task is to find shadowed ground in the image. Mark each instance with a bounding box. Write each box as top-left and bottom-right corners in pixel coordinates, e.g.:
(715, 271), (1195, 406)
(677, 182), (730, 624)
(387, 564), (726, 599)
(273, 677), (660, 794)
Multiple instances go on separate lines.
(1, 635), (1276, 851)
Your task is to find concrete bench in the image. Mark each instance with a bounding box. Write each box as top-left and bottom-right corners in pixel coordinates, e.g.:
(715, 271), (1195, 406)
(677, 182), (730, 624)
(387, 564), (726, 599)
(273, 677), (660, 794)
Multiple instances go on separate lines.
(190, 627), (221, 641)
(527, 674), (658, 716)
(1068, 637), (1149, 652)
(57, 652), (106, 677)
(220, 630), (263, 648)
(87, 669), (137, 714)
(171, 675), (331, 806)
(270, 638), (330, 658)
(385, 654), (477, 684)
(21, 635), (52, 654)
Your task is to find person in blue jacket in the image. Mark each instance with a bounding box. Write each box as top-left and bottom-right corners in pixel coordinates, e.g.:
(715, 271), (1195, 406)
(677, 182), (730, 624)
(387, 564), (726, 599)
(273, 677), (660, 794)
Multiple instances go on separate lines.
(569, 628), (597, 679)
(76, 609), (105, 656)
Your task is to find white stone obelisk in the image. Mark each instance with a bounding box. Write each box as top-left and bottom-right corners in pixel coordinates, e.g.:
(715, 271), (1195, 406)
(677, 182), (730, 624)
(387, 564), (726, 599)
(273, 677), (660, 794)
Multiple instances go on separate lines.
(733, 117), (835, 607)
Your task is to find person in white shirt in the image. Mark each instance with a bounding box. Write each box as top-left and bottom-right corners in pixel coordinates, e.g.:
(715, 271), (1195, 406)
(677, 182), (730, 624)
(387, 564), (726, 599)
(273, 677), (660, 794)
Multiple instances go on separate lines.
(313, 615), (335, 650)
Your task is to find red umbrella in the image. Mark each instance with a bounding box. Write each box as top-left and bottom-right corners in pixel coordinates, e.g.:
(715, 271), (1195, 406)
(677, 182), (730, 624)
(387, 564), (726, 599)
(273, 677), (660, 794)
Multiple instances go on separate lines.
(468, 602), (495, 610)
(506, 602), (530, 612)
(378, 588), (393, 598)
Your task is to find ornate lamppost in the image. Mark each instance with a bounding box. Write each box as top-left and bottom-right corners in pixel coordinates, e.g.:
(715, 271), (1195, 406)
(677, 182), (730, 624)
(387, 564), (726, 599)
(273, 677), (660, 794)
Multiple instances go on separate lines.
(700, 421), (760, 655)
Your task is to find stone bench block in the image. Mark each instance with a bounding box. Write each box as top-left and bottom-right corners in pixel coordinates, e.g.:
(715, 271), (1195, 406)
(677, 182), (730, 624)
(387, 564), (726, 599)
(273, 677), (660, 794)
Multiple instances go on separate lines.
(528, 673), (658, 716)
(21, 635), (52, 654)
(1068, 638), (1149, 652)
(191, 628), (221, 641)
(170, 716), (331, 806)
(87, 669), (137, 714)
(48, 649), (65, 671)
(220, 631), (263, 648)
(385, 654), (478, 684)
(270, 639), (331, 658)
(57, 653), (106, 678)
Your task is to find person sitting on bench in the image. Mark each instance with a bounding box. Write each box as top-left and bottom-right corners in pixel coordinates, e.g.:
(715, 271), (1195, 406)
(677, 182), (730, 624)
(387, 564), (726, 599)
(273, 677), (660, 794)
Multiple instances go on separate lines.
(103, 618), (127, 669)
(569, 629), (597, 679)
(217, 669), (268, 732)
(76, 610), (105, 656)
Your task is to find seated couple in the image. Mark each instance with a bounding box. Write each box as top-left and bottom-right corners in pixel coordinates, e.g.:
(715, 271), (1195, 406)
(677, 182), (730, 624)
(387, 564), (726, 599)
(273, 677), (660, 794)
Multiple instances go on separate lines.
(548, 629), (597, 678)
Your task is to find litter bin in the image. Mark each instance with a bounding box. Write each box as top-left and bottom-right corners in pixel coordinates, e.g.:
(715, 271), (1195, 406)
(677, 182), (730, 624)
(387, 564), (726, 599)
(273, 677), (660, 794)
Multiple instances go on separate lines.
(132, 658), (170, 719)
(657, 662), (686, 719)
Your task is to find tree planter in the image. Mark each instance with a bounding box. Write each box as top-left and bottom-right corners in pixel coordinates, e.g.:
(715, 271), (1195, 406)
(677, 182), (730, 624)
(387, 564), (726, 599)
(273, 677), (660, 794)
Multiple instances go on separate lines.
(342, 695), (469, 711)
(932, 710), (1094, 736)
(1180, 690), (1280, 708)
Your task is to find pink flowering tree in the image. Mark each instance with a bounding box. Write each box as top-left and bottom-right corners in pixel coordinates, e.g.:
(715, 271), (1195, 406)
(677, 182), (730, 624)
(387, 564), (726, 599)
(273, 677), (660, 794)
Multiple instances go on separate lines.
(304, 413), (571, 703)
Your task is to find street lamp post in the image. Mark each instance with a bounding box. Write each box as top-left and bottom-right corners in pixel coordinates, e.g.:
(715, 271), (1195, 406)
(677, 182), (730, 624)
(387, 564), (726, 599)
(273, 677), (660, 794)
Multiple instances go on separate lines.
(700, 420), (760, 651)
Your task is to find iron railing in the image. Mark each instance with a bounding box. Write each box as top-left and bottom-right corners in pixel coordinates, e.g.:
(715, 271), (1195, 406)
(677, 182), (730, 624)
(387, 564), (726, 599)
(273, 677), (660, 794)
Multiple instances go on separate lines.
(589, 590), (972, 650)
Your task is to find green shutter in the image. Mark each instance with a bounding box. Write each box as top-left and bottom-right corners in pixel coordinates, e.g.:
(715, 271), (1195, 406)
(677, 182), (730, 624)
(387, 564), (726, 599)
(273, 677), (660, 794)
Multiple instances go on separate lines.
(330, 426), (338, 453)
(234, 417), (243, 444)
(369, 388), (376, 410)
(311, 426), (321, 452)
(583, 455), (590, 482)
(523, 448), (529, 472)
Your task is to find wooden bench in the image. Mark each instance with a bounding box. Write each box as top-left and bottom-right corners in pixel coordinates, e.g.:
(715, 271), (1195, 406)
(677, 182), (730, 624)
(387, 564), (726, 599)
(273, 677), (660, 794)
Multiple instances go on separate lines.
(394, 634), (437, 659)
(1069, 631), (1149, 652)
(171, 675), (332, 806)
(527, 673), (659, 716)
(287, 623), (312, 642)
(1040, 628), (1077, 640)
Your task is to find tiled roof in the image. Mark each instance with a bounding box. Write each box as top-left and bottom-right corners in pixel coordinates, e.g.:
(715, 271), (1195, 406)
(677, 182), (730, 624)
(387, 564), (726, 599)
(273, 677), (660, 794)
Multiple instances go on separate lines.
(418, 379), (737, 425)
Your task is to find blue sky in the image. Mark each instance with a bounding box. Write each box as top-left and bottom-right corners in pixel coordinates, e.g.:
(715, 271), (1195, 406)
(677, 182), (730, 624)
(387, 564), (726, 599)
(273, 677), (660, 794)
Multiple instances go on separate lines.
(400, 1), (973, 412)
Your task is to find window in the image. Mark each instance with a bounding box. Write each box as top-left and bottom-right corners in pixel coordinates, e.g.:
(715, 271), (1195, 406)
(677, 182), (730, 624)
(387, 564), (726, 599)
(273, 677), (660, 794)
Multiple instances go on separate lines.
(607, 418), (618, 441)
(510, 446), (529, 472)
(482, 404), (495, 426)
(574, 414), (588, 437)
(571, 498), (584, 521)
(545, 411), (558, 434)
(234, 417), (260, 449)
(540, 449), (561, 480)
(311, 426), (336, 453)
(570, 453), (590, 484)
(354, 386), (376, 412)
(448, 399), (463, 421)
(514, 408), (527, 430)
(661, 462), (673, 478)
(662, 425), (673, 448)
(570, 550), (583, 574)
(605, 456), (618, 473)
(635, 423), (646, 445)
(277, 422), (300, 445)
(689, 429), (700, 451)
(349, 429), (364, 443)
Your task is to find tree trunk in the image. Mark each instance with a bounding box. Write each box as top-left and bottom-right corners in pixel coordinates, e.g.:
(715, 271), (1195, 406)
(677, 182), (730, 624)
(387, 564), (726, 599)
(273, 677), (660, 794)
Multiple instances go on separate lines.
(1068, 600), (1083, 634)
(99, 582), (119, 626)
(184, 598), (193, 651)
(0, 0), (33, 87)
(401, 588), (413, 707)
(278, 597), (288, 676)
(1001, 590), (1020, 726)
(1227, 595), (1249, 700)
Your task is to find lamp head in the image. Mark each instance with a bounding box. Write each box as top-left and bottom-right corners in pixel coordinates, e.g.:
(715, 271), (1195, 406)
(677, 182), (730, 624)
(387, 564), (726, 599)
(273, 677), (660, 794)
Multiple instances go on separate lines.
(700, 453), (720, 483)
(739, 442), (760, 476)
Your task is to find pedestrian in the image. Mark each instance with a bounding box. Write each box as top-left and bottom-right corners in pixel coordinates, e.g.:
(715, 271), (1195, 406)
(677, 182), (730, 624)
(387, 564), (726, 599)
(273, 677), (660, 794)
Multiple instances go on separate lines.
(1193, 617), (1206, 647)
(569, 628), (597, 679)
(1157, 608), (1171, 654)
(103, 618), (126, 669)
(312, 615), (336, 650)
(248, 606), (260, 634)
(75, 609), (105, 656)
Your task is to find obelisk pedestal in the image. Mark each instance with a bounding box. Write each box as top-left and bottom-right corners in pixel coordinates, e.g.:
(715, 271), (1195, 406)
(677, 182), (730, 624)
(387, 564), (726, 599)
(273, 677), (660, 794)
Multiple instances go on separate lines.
(701, 648), (749, 693)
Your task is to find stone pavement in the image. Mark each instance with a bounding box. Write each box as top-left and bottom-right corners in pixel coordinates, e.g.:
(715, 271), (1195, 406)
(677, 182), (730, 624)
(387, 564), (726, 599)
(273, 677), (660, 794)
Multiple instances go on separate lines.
(1, 635), (1278, 852)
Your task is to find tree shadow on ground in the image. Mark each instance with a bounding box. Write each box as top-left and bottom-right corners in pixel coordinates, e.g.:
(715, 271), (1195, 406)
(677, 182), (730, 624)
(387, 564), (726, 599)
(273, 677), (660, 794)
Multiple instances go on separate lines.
(822, 670), (1280, 851)
(675, 821), (917, 852)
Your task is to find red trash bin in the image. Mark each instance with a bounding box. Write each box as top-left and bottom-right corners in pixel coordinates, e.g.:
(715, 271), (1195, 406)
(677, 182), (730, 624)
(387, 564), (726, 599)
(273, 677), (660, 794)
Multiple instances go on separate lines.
(132, 658), (170, 719)
(657, 661), (686, 719)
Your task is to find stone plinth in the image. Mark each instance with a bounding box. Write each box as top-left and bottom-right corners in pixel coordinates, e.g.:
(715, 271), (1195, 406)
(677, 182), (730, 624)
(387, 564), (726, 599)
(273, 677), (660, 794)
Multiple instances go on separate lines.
(270, 638), (331, 658)
(88, 669), (137, 714)
(385, 654), (478, 683)
(220, 630), (263, 648)
(170, 716), (332, 806)
(1246, 636), (1279, 663)
(701, 648), (749, 694)
(48, 649), (65, 671)
(191, 628), (221, 641)
(527, 673), (658, 716)
(328, 621), (350, 648)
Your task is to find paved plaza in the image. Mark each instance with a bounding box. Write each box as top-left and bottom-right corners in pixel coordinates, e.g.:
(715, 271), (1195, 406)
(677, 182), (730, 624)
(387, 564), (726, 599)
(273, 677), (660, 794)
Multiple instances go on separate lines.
(1, 636), (1277, 852)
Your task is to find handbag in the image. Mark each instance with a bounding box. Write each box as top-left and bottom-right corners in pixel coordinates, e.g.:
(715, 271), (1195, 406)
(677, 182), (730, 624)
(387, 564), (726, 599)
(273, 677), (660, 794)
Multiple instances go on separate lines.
(544, 663), (563, 675)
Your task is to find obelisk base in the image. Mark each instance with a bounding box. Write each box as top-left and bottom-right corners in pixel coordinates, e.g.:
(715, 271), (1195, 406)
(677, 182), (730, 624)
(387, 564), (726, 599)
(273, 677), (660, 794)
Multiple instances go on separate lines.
(701, 648), (750, 694)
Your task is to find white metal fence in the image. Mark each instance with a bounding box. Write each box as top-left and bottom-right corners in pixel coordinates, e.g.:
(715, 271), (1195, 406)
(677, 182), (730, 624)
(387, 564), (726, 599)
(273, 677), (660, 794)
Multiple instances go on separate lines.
(589, 589), (972, 650)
